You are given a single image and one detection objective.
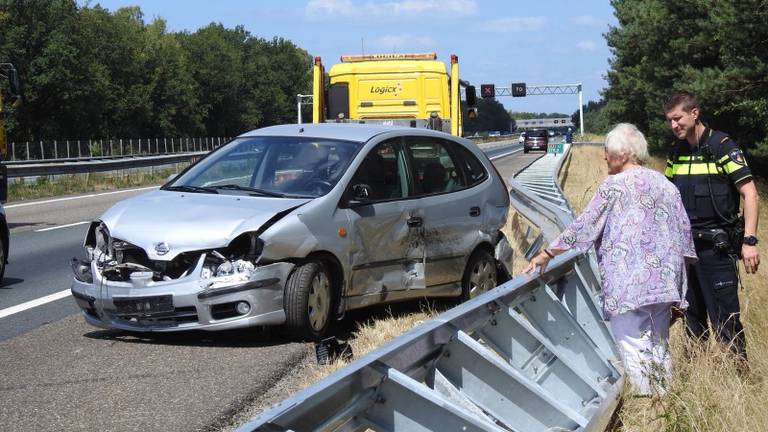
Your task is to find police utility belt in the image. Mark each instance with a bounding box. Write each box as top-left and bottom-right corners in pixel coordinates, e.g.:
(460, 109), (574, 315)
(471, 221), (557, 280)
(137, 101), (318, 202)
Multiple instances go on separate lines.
(692, 217), (745, 257)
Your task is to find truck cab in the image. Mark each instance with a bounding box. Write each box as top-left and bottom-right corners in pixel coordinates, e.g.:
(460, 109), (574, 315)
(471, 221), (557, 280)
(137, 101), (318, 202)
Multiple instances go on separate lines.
(313, 53), (472, 137)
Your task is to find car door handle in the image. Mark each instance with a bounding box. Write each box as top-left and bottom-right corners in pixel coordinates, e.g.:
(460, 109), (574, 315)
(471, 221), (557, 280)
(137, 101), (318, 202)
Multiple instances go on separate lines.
(469, 206), (481, 217)
(407, 216), (423, 227)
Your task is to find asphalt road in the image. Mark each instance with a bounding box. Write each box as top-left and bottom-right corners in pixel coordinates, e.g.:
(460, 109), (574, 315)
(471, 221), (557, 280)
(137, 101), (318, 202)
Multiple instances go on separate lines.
(0, 141), (543, 431)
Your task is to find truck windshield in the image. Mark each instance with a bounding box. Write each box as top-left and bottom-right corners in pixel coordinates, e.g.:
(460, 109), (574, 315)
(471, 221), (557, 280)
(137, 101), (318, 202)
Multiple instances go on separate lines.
(167, 136), (361, 198)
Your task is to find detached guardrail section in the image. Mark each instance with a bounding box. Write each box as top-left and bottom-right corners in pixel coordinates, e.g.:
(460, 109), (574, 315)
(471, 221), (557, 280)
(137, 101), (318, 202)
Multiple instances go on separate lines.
(236, 144), (624, 432)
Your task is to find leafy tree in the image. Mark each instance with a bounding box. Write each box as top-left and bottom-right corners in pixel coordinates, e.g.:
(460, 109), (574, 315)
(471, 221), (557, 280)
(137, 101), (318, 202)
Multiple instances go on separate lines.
(571, 100), (611, 134)
(0, 1), (312, 142)
(604, 0), (768, 168)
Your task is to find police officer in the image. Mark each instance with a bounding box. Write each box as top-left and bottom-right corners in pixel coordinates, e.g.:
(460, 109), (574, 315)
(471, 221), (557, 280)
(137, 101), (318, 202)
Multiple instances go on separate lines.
(664, 91), (760, 360)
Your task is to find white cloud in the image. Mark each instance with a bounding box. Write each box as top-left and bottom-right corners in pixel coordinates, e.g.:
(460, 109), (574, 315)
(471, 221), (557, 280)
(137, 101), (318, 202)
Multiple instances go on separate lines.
(571, 15), (603, 27)
(305, 0), (477, 21)
(305, 0), (353, 16)
(481, 17), (546, 33)
(369, 34), (436, 51)
(576, 40), (598, 51)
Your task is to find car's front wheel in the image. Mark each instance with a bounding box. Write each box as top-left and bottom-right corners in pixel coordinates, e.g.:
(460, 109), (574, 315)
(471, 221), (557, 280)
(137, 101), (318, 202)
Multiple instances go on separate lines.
(461, 249), (497, 301)
(285, 260), (333, 339)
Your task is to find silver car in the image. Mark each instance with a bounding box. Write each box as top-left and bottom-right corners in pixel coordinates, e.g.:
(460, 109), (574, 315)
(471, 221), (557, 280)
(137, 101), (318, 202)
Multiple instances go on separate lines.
(71, 124), (512, 338)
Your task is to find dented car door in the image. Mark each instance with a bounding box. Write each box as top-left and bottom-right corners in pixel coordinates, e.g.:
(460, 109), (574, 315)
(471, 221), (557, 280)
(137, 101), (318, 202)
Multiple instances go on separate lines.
(345, 139), (426, 300)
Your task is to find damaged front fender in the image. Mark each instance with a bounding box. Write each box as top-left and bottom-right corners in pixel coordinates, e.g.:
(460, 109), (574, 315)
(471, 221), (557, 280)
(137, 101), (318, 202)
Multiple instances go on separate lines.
(495, 233), (514, 280)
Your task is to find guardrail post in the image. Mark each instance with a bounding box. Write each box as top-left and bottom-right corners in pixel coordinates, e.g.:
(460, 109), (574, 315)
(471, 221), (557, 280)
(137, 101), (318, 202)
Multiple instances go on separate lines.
(54, 140), (58, 159)
(186, 137), (189, 152)
(78, 140), (82, 158)
(26, 141), (29, 160)
(164, 137), (167, 154)
(171, 137), (175, 153)
(119, 139), (123, 156)
(155, 137), (159, 154)
(109, 139), (113, 156)
(10, 142), (15, 161)
(39, 140), (43, 160)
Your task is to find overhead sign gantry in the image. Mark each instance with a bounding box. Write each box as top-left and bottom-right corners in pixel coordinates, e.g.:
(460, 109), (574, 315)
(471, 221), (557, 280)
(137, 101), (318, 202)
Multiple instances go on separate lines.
(472, 82), (585, 135)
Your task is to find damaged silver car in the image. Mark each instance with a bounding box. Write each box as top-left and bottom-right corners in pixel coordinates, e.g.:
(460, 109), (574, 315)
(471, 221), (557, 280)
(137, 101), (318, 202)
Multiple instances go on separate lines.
(71, 124), (512, 338)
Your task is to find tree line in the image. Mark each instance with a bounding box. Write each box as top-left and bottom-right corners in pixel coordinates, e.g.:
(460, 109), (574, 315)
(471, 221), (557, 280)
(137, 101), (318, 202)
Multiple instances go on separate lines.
(0, 0), (312, 142)
(576, 0), (768, 171)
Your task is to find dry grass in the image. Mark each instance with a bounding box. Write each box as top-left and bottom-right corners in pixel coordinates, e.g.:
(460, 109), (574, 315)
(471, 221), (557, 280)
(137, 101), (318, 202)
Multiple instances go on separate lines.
(561, 145), (768, 431)
(296, 305), (438, 389)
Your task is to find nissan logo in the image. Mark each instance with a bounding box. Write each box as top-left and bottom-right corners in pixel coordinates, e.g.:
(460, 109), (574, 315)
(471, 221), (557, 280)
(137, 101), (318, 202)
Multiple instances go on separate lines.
(154, 242), (170, 256)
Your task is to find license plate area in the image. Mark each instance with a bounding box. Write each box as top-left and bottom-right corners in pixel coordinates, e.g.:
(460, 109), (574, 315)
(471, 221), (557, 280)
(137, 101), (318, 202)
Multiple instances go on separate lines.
(113, 295), (174, 316)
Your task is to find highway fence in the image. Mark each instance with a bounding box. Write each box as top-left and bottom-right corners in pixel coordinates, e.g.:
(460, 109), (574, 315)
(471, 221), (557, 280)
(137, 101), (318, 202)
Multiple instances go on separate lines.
(235, 145), (624, 432)
(6, 136), (230, 162)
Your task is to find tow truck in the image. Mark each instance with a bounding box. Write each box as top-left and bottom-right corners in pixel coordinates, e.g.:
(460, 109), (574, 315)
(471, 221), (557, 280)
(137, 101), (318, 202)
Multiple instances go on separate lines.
(311, 52), (476, 137)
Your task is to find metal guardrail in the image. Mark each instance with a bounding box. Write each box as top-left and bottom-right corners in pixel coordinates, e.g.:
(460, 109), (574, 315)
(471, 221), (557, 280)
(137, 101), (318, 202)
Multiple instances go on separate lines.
(5, 151), (207, 177)
(235, 143), (623, 431)
(511, 149), (574, 258)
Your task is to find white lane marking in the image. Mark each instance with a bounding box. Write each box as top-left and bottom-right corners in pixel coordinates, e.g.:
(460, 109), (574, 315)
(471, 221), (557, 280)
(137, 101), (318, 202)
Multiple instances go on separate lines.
(0, 289), (72, 320)
(489, 148), (522, 160)
(34, 221), (90, 232)
(5, 186), (159, 209)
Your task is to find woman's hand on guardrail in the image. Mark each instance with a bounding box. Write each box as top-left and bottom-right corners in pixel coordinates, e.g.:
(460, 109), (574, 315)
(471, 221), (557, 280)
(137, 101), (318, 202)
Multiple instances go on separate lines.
(523, 250), (553, 276)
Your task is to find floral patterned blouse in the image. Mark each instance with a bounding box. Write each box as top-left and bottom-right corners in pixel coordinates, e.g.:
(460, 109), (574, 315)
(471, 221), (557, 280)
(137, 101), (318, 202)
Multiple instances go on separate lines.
(549, 167), (697, 317)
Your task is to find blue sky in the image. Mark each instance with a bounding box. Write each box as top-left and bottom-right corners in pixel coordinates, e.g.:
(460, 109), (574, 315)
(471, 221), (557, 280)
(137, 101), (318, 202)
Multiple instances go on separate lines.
(87, 0), (617, 116)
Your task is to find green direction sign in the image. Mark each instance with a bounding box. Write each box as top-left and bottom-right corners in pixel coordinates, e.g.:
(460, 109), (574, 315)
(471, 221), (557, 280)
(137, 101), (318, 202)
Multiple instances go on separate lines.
(547, 143), (564, 154)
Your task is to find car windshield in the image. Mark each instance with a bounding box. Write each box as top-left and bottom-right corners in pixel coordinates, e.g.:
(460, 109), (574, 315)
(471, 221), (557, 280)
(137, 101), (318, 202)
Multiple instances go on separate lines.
(527, 130), (547, 137)
(166, 136), (361, 198)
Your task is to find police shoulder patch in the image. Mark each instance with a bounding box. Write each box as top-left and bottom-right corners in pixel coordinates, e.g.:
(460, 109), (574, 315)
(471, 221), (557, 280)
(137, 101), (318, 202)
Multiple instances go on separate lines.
(728, 148), (746, 166)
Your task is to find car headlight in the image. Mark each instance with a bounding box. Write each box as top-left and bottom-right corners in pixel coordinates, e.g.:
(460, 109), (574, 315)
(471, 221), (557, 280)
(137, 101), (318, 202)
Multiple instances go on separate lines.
(201, 255), (257, 287)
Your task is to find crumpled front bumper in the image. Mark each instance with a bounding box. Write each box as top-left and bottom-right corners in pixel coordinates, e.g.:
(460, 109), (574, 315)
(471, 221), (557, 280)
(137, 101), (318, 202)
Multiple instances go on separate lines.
(70, 256), (294, 332)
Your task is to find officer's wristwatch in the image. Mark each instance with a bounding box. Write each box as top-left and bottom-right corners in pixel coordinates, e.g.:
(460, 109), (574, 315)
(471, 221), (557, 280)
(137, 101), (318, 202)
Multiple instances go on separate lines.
(743, 235), (759, 246)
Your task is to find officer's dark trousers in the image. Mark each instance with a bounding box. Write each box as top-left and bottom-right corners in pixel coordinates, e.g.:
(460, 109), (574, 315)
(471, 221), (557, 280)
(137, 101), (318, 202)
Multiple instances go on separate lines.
(685, 245), (747, 359)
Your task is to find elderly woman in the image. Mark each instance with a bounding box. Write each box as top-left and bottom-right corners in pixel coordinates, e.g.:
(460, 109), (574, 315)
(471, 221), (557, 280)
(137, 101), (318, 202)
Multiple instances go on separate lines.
(524, 123), (696, 395)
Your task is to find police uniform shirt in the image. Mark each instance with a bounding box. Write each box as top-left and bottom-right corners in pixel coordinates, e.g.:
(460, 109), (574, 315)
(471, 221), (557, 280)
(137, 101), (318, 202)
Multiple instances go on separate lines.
(665, 127), (752, 229)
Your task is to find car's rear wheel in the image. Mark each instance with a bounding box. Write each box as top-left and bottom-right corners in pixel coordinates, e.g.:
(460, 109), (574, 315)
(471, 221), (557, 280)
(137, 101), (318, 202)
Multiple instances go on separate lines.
(285, 260), (333, 339)
(461, 249), (497, 301)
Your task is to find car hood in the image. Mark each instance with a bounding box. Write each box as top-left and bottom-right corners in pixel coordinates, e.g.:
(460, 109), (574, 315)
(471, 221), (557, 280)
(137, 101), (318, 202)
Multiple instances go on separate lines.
(99, 190), (311, 261)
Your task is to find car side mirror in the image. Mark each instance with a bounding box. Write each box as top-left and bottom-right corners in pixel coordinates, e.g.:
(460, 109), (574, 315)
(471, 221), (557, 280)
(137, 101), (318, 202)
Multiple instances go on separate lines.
(465, 85), (477, 107)
(346, 183), (372, 207)
(353, 183), (372, 200)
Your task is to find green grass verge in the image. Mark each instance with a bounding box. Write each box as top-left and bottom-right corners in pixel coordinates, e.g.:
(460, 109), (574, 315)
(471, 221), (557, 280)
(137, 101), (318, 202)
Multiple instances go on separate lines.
(8, 165), (186, 202)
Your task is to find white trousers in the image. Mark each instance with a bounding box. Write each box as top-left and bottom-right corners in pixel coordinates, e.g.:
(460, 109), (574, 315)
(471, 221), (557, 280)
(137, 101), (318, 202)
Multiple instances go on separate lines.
(609, 303), (673, 396)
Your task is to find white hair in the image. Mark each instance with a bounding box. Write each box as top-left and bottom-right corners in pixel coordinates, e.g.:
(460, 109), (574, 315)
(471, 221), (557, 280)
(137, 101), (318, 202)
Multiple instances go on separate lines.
(604, 123), (649, 163)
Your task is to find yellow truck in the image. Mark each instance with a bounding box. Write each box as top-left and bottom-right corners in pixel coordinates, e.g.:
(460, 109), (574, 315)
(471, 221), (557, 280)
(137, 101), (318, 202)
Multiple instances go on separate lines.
(312, 53), (475, 137)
